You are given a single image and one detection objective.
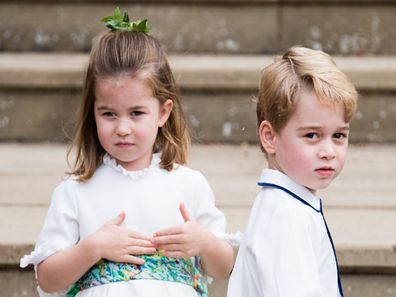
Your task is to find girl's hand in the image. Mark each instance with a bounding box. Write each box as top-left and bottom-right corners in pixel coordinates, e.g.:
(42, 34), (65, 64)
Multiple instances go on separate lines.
(88, 212), (156, 265)
(152, 203), (215, 259)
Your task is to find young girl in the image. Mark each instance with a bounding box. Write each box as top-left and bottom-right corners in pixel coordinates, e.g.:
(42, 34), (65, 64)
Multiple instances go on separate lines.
(20, 9), (234, 297)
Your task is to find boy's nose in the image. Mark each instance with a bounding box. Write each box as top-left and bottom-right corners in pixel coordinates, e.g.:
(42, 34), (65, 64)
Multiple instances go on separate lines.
(318, 141), (336, 159)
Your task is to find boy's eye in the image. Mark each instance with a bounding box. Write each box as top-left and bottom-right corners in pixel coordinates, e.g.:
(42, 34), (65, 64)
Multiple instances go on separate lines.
(304, 132), (319, 139)
(333, 132), (347, 139)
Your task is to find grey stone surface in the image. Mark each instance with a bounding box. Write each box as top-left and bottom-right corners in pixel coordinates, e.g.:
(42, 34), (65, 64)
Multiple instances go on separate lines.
(1, 2), (396, 54)
(3, 269), (396, 297)
(1, 144), (395, 208)
(281, 5), (396, 55)
(0, 3), (278, 54)
(0, 268), (37, 297)
(3, 54), (396, 90)
(1, 144), (395, 263)
(0, 89), (79, 142)
(1, 143), (395, 296)
(351, 92), (396, 143)
(1, 54), (396, 143)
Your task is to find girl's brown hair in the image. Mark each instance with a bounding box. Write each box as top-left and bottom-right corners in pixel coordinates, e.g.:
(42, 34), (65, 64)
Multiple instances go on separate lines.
(68, 31), (190, 181)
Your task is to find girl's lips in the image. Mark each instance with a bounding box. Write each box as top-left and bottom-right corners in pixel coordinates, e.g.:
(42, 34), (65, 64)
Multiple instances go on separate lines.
(115, 142), (133, 148)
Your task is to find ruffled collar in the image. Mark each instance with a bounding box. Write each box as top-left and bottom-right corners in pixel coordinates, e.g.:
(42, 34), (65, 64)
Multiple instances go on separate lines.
(102, 153), (161, 181)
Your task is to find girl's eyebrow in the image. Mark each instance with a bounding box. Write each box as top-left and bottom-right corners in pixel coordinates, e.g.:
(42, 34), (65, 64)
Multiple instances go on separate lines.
(96, 105), (147, 111)
(96, 106), (112, 111)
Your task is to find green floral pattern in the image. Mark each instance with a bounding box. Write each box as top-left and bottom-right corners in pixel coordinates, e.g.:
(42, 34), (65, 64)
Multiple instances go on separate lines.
(66, 253), (208, 297)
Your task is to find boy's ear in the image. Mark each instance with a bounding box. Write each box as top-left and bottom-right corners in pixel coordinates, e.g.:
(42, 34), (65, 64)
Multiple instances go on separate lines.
(258, 120), (276, 155)
(158, 99), (173, 127)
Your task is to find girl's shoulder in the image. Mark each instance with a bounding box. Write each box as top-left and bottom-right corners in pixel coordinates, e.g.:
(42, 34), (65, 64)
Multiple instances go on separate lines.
(164, 165), (214, 196)
(169, 164), (208, 182)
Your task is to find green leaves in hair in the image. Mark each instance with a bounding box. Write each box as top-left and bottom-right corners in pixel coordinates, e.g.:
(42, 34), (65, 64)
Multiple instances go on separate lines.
(101, 7), (151, 34)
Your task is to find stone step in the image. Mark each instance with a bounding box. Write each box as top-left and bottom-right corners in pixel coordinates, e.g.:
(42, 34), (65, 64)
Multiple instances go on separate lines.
(0, 1), (396, 55)
(0, 143), (395, 297)
(1, 53), (396, 143)
(1, 143), (395, 208)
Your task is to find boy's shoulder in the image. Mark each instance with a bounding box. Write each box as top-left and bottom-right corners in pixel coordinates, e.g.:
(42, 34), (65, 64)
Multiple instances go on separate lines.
(259, 186), (319, 218)
(258, 169), (322, 214)
(249, 188), (322, 241)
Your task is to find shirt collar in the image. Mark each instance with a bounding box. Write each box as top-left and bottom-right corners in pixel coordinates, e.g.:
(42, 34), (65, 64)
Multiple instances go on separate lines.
(102, 153), (161, 181)
(258, 169), (321, 212)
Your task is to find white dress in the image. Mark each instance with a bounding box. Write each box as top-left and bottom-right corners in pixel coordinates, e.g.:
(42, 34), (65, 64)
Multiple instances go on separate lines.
(20, 154), (227, 297)
(228, 169), (342, 297)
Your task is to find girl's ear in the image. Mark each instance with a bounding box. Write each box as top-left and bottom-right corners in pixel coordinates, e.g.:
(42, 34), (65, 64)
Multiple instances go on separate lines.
(158, 99), (173, 127)
(258, 120), (277, 155)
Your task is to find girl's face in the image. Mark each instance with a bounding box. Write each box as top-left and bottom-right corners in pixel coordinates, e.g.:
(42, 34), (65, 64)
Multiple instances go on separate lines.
(268, 90), (350, 192)
(94, 75), (172, 171)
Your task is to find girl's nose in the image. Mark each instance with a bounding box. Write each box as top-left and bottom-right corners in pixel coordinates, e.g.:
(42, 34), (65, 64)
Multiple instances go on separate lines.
(115, 119), (132, 136)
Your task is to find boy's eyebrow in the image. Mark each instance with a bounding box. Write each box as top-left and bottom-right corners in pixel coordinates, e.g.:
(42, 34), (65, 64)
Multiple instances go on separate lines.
(337, 125), (350, 131)
(298, 125), (350, 131)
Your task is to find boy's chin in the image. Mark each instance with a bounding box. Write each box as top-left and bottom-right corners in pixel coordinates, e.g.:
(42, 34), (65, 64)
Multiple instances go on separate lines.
(307, 182), (333, 193)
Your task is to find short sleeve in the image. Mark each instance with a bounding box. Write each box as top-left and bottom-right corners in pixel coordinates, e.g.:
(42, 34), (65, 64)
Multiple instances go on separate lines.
(20, 179), (80, 268)
(258, 207), (323, 297)
(190, 171), (226, 238)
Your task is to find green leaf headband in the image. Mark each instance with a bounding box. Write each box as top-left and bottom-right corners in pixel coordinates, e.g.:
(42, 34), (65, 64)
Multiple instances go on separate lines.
(101, 7), (151, 34)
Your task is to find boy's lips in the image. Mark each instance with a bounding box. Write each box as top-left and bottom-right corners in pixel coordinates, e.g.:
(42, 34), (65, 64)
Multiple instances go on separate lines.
(315, 167), (335, 177)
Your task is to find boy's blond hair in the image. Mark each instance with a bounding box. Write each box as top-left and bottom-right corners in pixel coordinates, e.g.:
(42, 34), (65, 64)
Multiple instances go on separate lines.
(257, 46), (357, 141)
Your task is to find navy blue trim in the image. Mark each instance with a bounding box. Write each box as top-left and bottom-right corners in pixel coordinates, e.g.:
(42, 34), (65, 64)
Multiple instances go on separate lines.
(320, 204), (344, 297)
(258, 182), (344, 297)
(257, 182), (321, 212)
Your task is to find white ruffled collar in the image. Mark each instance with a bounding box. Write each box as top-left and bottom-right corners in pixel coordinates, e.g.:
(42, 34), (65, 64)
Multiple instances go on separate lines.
(102, 153), (161, 181)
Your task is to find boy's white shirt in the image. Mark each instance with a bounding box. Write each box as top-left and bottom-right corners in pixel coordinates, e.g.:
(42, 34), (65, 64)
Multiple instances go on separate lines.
(228, 169), (341, 297)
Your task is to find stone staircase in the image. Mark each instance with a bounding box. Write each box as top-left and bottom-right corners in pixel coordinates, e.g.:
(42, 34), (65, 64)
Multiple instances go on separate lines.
(1, 1), (396, 297)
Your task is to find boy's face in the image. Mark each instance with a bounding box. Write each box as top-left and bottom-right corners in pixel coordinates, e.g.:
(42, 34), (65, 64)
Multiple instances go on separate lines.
(269, 90), (350, 192)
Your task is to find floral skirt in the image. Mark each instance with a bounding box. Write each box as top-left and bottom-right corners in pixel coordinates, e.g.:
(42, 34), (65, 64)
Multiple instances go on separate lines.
(66, 253), (208, 297)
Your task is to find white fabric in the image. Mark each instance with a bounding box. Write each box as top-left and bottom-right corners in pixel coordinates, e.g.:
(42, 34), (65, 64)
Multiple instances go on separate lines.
(228, 169), (341, 297)
(20, 154), (226, 297)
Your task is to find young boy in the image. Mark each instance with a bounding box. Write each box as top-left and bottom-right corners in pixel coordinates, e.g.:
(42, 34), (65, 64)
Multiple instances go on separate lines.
(227, 47), (357, 297)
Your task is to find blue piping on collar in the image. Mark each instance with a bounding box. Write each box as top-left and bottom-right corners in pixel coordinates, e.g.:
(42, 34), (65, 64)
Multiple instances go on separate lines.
(257, 182), (321, 213)
(257, 181), (344, 297)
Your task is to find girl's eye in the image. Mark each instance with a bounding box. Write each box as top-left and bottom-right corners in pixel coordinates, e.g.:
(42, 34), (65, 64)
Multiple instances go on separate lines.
(131, 111), (144, 116)
(304, 132), (319, 139)
(102, 112), (115, 117)
(334, 132), (347, 139)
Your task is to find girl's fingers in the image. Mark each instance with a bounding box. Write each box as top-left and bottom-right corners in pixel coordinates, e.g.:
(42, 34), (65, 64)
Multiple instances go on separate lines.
(162, 251), (185, 259)
(128, 231), (153, 241)
(128, 238), (155, 247)
(155, 244), (182, 253)
(153, 226), (182, 237)
(123, 254), (146, 265)
(106, 211), (126, 226)
(127, 246), (157, 255)
(179, 202), (191, 222)
(152, 234), (184, 245)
